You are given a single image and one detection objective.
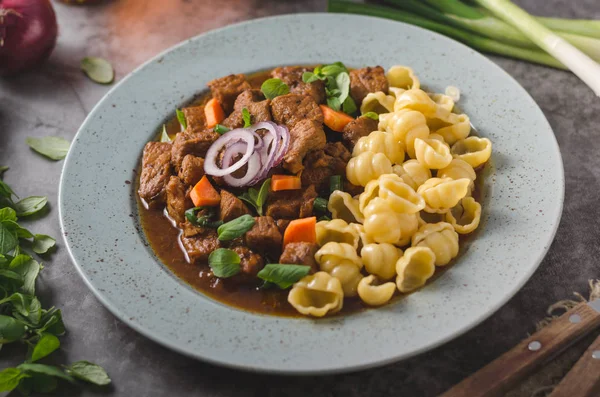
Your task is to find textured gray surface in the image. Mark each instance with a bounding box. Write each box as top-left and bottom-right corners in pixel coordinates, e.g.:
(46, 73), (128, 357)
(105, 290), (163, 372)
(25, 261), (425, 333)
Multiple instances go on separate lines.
(0, 0), (598, 396)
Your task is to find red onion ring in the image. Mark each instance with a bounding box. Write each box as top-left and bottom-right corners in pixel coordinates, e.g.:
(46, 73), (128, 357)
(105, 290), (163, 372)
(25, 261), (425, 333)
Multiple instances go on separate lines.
(223, 151), (262, 187)
(204, 129), (256, 177)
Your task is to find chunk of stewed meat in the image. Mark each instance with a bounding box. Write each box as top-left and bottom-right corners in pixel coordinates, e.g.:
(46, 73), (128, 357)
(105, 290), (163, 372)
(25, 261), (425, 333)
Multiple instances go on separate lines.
(283, 119), (326, 173)
(138, 142), (172, 208)
(276, 219), (290, 235)
(222, 89), (272, 129)
(279, 242), (319, 273)
(207, 74), (251, 114)
(171, 130), (219, 171)
(230, 245), (265, 284)
(220, 190), (251, 222)
(178, 155), (205, 186)
(271, 66), (326, 104)
(301, 142), (351, 192)
(349, 66), (389, 104)
(266, 185), (317, 219)
(180, 228), (220, 264)
(181, 106), (207, 134)
(270, 94), (323, 130)
(245, 216), (282, 257)
(342, 116), (379, 149)
(166, 176), (192, 225)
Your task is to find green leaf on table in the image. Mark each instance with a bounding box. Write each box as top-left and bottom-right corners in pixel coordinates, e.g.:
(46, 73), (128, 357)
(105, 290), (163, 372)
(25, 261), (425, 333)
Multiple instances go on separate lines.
(31, 334), (60, 362)
(2, 220), (33, 239)
(160, 125), (171, 143)
(81, 57), (114, 85)
(176, 108), (187, 130)
(14, 196), (47, 217)
(257, 264), (311, 289)
(208, 248), (241, 278)
(25, 137), (70, 161)
(29, 373), (58, 393)
(0, 222), (18, 255)
(37, 308), (65, 336)
(17, 363), (74, 383)
(217, 214), (255, 241)
(0, 180), (16, 200)
(32, 234), (56, 254)
(0, 207), (17, 222)
(0, 368), (29, 392)
(0, 314), (26, 343)
(65, 361), (111, 386)
(7, 293), (42, 326)
(10, 255), (41, 295)
(261, 78), (290, 100)
(242, 107), (252, 128)
(0, 166), (8, 178)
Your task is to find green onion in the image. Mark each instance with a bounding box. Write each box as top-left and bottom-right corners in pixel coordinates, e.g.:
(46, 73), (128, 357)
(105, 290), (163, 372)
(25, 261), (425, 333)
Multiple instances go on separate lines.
(474, 0), (600, 96)
(314, 197), (328, 213)
(214, 124), (230, 135)
(329, 175), (343, 194)
(328, 1), (565, 69)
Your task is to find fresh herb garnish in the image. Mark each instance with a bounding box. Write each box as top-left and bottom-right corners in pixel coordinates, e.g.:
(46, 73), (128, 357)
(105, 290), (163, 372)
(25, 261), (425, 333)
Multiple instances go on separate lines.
(257, 264), (311, 289)
(176, 108), (187, 130)
(160, 125), (171, 142)
(217, 214), (256, 241)
(25, 137), (70, 161)
(362, 111), (379, 121)
(80, 56), (114, 85)
(302, 62), (357, 114)
(64, 361), (111, 386)
(0, 166), (8, 177)
(242, 107), (252, 128)
(330, 175), (343, 194)
(318, 215), (332, 222)
(214, 124), (230, 135)
(185, 206), (223, 228)
(238, 178), (271, 216)
(0, 169), (110, 393)
(314, 197), (329, 213)
(208, 248), (241, 278)
(260, 78), (290, 100)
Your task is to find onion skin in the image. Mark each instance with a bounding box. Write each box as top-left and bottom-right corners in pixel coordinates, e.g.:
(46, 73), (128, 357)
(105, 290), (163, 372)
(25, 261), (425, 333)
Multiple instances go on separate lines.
(0, 0), (58, 76)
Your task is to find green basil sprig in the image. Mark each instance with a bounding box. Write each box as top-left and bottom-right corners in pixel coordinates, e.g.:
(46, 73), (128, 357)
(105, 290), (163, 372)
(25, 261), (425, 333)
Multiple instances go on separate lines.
(238, 178), (271, 216)
(257, 264), (311, 289)
(261, 78), (290, 100)
(362, 111), (379, 121)
(242, 107), (252, 128)
(25, 137), (70, 161)
(176, 108), (187, 130)
(302, 62), (357, 114)
(217, 215), (255, 241)
(185, 207), (223, 229)
(208, 248), (241, 278)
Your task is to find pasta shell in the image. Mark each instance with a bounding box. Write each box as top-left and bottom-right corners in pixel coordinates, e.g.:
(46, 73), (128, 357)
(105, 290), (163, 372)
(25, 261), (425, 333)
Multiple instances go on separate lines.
(361, 243), (403, 280)
(428, 93), (454, 112)
(316, 219), (360, 249)
(451, 136), (492, 168)
(357, 275), (396, 306)
(288, 272), (344, 317)
(353, 130), (405, 165)
(411, 222), (459, 266)
(417, 177), (471, 213)
(363, 198), (403, 244)
(386, 65), (420, 90)
(395, 213), (419, 247)
(346, 151), (393, 187)
(413, 138), (453, 169)
(445, 197), (482, 234)
(328, 190), (364, 224)
(315, 242), (362, 272)
(394, 89), (451, 121)
(378, 174), (425, 214)
(330, 263), (363, 297)
(433, 113), (471, 145)
(360, 91), (396, 115)
(379, 109), (429, 159)
(395, 246), (436, 293)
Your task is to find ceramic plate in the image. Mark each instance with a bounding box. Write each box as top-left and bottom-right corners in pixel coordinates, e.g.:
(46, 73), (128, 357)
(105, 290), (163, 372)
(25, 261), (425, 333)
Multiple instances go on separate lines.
(59, 13), (564, 374)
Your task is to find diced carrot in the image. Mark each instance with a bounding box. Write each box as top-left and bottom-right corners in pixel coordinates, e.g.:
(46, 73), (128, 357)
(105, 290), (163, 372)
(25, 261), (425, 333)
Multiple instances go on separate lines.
(283, 217), (317, 246)
(190, 176), (221, 207)
(205, 98), (226, 128)
(320, 104), (354, 132)
(271, 175), (301, 191)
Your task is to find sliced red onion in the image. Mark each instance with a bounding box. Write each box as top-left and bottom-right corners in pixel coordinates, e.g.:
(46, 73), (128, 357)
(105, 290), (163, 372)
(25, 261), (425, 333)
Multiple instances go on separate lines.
(272, 124), (290, 166)
(204, 129), (256, 177)
(223, 151), (262, 187)
(222, 141), (248, 168)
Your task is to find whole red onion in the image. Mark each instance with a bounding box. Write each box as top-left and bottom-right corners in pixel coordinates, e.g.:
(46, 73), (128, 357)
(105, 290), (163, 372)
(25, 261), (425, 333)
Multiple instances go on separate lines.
(0, 0), (58, 76)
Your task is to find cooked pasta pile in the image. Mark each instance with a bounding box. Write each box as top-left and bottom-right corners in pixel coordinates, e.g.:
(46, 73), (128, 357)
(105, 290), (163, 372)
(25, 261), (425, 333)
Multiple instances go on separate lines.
(288, 66), (492, 317)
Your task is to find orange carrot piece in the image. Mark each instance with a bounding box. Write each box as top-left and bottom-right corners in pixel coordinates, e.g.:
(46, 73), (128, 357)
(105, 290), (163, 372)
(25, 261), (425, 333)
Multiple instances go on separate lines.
(271, 175), (301, 191)
(205, 98), (226, 128)
(190, 176), (221, 207)
(320, 104), (354, 132)
(283, 217), (317, 246)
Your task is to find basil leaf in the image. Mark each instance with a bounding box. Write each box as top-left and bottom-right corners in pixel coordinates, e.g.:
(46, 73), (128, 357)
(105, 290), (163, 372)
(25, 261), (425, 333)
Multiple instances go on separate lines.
(362, 111), (379, 120)
(176, 109), (187, 130)
(0, 368), (28, 392)
(342, 96), (357, 115)
(25, 137), (70, 161)
(242, 107), (252, 128)
(0, 207), (17, 222)
(208, 248), (241, 278)
(326, 96), (342, 112)
(32, 235), (56, 254)
(0, 180), (16, 200)
(318, 215), (332, 222)
(10, 293), (41, 326)
(302, 72), (319, 84)
(2, 221), (33, 239)
(185, 207), (222, 228)
(217, 214), (255, 241)
(321, 62), (348, 76)
(31, 334), (60, 362)
(0, 166), (8, 178)
(336, 72), (351, 104)
(80, 57), (114, 85)
(14, 196), (47, 217)
(0, 222), (18, 255)
(10, 255), (41, 295)
(255, 178), (271, 216)
(261, 78), (290, 100)
(330, 175), (343, 194)
(30, 373), (58, 393)
(257, 264), (311, 289)
(0, 314), (26, 343)
(214, 124), (230, 135)
(17, 363), (74, 383)
(65, 361), (111, 386)
(160, 125), (171, 143)
(37, 309), (65, 336)
(0, 269), (24, 285)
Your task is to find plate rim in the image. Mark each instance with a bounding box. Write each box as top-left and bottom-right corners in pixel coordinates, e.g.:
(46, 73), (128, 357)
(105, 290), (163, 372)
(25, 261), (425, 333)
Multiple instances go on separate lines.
(59, 12), (565, 374)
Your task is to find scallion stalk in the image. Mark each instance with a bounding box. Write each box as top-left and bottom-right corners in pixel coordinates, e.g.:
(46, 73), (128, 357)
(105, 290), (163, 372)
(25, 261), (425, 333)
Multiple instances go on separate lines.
(328, 1), (566, 69)
(474, 0), (600, 96)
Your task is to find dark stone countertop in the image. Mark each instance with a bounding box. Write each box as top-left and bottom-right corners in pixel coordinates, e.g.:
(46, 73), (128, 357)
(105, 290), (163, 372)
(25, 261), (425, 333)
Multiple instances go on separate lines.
(1, 0), (599, 396)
